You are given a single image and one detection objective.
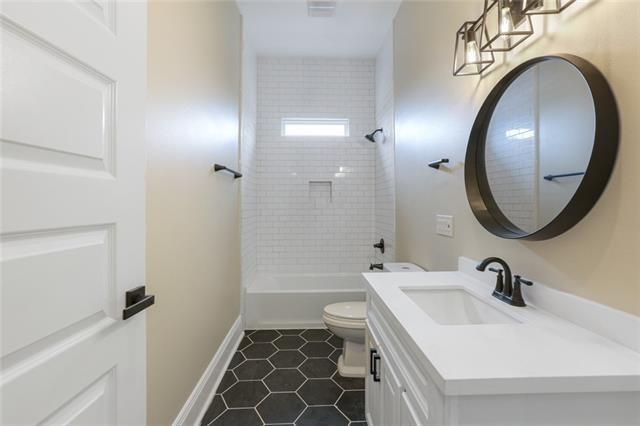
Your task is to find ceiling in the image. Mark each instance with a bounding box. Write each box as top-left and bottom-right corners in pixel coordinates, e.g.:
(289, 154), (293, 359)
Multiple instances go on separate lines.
(236, 0), (402, 57)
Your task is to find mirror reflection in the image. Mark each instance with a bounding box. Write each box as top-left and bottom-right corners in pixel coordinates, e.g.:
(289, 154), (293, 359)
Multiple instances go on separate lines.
(484, 59), (595, 234)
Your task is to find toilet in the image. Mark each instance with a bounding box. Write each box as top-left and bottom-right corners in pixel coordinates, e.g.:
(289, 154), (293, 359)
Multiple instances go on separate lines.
(322, 262), (424, 378)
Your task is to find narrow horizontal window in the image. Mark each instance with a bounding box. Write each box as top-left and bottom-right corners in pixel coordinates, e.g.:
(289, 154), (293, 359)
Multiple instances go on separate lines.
(281, 118), (350, 137)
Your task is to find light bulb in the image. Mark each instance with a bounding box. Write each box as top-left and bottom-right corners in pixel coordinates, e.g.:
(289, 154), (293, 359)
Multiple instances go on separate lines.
(464, 29), (480, 64)
(465, 40), (480, 63)
(500, 6), (514, 33)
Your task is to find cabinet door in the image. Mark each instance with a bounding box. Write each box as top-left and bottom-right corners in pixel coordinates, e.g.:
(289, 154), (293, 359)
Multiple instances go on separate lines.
(400, 391), (423, 426)
(381, 346), (403, 426)
(366, 327), (382, 425)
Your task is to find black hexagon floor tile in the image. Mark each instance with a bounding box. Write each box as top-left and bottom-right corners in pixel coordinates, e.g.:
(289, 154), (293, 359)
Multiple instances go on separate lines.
(250, 329), (280, 343)
(277, 329), (304, 335)
(234, 359), (274, 380)
(205, 329), (364, 425)
(211, 408), (262, 426)
(299, 358), (337, 378)
(200, 394), (225, 425)
(238, 336), (252, 351)
(274, 335), (305, 350)
(217, 370), (237, 394)
(301, 329), (331, 342)
(256, 392), (306, 424)
(298, 379), (343, 406)
(263, 368), (306, 392)
(300, 341), (334, 358)
(242, 342), (277, 359)
(222, 381), (269, 408)
(269, 350), (306, 368)
(327, 334), (343, 348)
(336, 390), (365, 421)
(296, 406), (349, 426)
(228, 351), (245, 369)
(332, 371), (364, 390)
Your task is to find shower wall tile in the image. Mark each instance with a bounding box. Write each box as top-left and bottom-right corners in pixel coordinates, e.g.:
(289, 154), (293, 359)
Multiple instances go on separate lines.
(374, 31), (396, 265)
(241, 50), (258, 287)
(256, 57), (376, 273)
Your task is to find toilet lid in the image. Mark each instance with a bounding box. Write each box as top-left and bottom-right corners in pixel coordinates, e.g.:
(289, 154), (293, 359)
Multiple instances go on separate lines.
(323, 302), (366, 320)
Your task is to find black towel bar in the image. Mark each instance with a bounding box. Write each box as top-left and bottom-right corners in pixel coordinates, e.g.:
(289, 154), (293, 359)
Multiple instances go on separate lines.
(428, 158), (450, 169)
(543, 172), (585, 181)
(214, 164), (242, 179)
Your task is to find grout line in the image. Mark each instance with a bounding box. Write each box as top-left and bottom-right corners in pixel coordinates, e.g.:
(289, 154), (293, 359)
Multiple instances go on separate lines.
(334, 402), (353, 423)
(206, 329), (364, 425)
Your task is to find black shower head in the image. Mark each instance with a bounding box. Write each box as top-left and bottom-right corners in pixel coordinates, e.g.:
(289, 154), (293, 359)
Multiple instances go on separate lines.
(365, 128), (383, 143)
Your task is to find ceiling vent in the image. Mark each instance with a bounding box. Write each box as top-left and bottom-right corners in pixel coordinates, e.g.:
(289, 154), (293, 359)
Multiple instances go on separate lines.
(307, 0), (336, 17)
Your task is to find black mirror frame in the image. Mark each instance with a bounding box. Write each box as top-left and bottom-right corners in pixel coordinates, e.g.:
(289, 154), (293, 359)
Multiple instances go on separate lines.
(465, 54), (619, 241)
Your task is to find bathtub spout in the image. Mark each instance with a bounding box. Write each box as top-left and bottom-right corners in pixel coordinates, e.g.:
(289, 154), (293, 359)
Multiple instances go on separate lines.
(369, 263), (383, 271)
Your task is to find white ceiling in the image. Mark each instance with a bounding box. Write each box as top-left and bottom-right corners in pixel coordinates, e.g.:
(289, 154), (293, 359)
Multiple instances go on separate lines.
(236, 0), (401, 57)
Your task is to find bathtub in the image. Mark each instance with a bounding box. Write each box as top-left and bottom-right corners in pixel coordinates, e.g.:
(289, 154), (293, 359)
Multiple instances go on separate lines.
(244, 273), (367, 329)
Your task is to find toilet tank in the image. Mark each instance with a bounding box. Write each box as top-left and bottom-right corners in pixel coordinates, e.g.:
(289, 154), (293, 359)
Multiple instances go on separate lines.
(382, 262), (424, 272)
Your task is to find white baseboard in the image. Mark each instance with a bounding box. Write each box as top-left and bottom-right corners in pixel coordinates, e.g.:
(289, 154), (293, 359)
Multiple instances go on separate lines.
(172, 316), (244, 426)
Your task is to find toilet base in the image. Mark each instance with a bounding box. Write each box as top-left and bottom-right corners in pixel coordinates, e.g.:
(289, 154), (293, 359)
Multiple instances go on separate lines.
(336, 340), (365, 378)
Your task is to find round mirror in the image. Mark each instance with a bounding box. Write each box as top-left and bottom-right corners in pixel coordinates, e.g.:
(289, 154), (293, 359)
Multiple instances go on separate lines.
(466, 55), (618, 240)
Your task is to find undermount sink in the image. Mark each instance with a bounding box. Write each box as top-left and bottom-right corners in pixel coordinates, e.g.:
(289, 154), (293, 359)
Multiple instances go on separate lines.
(401, 287), (519, 325)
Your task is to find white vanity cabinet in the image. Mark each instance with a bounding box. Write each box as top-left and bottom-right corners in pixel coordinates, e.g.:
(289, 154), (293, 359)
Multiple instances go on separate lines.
(366, 301), (439, 426)
(364, 292), (640, 426)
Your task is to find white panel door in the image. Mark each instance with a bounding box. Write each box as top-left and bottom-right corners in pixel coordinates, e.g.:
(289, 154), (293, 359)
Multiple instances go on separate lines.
(0, 1), (147, 424)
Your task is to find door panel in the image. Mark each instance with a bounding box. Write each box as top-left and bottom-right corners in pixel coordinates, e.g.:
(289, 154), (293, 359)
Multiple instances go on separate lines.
(42, 369), (116, 426)
(0, 1), (146, 424)
(0, 17), (115, 172)
(1, 226), (115, 357)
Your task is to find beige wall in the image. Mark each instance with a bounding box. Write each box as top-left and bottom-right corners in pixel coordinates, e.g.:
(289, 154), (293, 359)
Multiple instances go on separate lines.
(146, 1), (242, 424)
(394, 0), (640, 315)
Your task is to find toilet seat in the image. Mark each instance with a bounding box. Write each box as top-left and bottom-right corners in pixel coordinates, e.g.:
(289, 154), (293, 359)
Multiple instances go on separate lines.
(323, 313), (365, 329)
(323, 301), (366, 319)
(322, 302), (366, 329)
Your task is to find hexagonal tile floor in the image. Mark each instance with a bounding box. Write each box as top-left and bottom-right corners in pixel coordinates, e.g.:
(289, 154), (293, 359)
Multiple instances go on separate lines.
(201, 328), (367, 426)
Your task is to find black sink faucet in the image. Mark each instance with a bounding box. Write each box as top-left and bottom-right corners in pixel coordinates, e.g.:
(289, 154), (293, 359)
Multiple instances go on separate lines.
(511, 275), (534, 307)
(476, 257), (513, 300)
(476, 257), (534, 307)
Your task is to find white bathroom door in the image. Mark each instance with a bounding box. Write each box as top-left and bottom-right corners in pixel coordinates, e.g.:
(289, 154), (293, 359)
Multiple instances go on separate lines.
(1, 1), (147, 424)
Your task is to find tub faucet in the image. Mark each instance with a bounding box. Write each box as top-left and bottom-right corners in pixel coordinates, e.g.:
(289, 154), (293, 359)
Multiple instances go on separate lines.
(369, 263), (383, 271)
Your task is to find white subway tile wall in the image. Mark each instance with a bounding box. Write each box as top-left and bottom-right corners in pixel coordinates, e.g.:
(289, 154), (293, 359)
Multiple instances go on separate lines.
(374, 32), (396, 264)
(256, 57), (376, 273)
(241, 50), (258, 288)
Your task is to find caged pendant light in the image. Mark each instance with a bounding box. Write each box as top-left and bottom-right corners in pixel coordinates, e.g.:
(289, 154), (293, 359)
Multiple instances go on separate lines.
(522, 0), (576, 14)
(453, 19), (495, 76)
(453, 0), (576, 76)
(478, 0), (534, 52)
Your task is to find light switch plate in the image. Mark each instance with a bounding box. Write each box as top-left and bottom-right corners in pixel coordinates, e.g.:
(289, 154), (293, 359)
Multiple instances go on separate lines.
(436, 215), (454, 237)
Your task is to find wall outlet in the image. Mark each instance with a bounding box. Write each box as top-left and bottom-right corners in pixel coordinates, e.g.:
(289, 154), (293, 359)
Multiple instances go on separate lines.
(436, 215), (454, 237)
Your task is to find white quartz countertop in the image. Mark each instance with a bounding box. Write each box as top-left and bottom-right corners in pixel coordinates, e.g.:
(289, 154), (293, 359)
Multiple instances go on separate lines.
(363, 270), (640, 396)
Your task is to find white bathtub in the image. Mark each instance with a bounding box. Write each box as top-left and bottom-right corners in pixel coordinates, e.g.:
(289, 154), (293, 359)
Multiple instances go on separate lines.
(244, 273), (367, 329)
